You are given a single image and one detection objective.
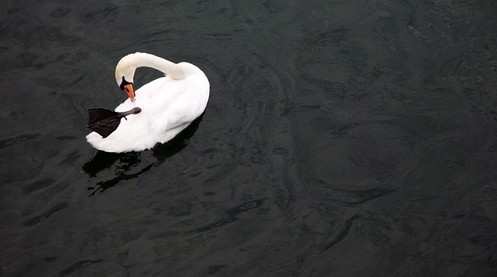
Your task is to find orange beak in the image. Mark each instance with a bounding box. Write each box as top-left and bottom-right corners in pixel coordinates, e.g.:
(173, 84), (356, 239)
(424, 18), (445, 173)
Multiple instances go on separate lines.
(123, 83), (135, 101)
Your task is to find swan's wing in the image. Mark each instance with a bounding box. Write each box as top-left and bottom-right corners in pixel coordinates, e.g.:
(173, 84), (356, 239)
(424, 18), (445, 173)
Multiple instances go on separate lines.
(149, 96), (193, 134)
(87, 108), (121, 138)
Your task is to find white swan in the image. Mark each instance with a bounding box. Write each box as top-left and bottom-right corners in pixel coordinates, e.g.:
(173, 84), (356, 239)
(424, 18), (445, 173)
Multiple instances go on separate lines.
(86, 52), (210, 153)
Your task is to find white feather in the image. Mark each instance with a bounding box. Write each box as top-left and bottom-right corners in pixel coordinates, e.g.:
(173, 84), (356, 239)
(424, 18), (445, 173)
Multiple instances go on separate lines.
(86, 54), (209, 153)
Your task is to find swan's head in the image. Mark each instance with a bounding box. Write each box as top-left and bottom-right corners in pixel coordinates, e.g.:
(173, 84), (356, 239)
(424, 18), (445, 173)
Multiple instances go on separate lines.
(118, 76), (135, 101)
(115, 55), (137, 101)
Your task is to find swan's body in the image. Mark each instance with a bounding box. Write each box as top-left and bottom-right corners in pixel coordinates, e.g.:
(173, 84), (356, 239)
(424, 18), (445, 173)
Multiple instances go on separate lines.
(86, 53), (209, 153)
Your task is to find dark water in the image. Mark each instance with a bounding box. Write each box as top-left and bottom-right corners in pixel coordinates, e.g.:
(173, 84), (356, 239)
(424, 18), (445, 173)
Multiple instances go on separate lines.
(1, 0), (497, 276)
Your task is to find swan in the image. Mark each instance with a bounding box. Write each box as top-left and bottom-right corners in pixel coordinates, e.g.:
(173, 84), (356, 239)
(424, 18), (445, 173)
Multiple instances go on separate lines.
(86, 52), (210, 153)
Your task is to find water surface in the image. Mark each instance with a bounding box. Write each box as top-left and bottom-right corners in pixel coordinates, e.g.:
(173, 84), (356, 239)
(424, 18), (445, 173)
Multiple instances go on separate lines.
(1, 0), (497, 276)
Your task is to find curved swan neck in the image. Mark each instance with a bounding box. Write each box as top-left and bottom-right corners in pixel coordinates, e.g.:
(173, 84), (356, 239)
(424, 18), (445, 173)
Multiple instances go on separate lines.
(115, 53), (184, 84)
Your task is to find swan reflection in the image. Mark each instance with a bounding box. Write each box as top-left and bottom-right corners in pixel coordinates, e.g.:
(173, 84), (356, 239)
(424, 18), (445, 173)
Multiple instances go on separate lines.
(83, 115), (203, 196)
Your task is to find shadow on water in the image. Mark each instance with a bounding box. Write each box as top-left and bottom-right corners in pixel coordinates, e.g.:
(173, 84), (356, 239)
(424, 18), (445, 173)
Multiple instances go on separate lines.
(82, 115), (204, 196)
